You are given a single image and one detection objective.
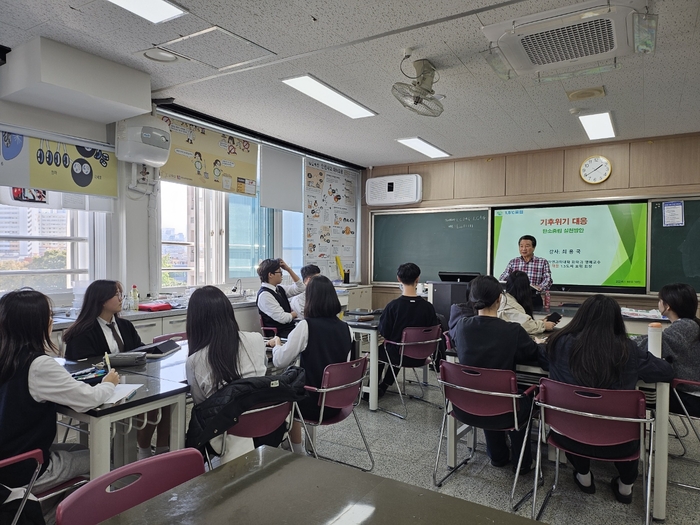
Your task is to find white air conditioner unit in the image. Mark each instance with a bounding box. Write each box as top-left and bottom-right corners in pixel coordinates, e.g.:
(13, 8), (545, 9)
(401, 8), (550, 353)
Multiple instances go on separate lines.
(115, 115), (171, 167)
(481, 0), (645, 76)
(366, 174), (422, 206)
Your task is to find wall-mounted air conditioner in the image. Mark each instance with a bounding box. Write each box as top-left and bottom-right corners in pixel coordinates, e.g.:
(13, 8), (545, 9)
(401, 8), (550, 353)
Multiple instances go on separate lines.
(481, 0), (646, 76)
(366, 174), (422, 206)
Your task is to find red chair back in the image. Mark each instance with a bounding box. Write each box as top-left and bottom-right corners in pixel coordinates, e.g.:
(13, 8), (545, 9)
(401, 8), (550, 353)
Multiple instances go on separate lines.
(227, 402), (293, 438)
(259, 315), (278, 337)
(440, 361), (519, 418)
(538, 378), (646, 448)
(56, 448), (204, 525)
(152, 331), (186, 344)
(317, 356), (368, 410)
(400, 325), (442, 360)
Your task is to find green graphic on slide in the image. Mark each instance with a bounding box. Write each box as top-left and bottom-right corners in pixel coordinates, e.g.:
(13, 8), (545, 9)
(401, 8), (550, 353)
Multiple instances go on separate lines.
(603, 204), (647, 286)
(493, 215), (502, 257)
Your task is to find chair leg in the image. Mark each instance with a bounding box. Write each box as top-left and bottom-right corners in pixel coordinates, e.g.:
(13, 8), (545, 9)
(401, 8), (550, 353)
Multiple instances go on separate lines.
(433, 404), (476, 487)
(645, 421), (654, 525)
(532, 422), (552, 520)
(511, 404), (537, 512)
(377, 360), (408, 420)
(408, 368), (444, 410)
(669, 417), (690, 459)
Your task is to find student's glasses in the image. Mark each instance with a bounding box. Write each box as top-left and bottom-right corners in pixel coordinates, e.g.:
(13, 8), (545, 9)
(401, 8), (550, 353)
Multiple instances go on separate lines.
(115, 291), (124, 300)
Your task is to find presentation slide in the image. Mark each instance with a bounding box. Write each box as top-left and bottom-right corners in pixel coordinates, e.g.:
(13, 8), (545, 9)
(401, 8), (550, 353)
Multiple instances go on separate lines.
(492, 202), (647, 290)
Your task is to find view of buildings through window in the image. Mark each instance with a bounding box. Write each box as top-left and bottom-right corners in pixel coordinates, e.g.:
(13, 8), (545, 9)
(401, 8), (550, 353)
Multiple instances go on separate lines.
(0, 203), (89, 292)
(160, 181), (277, 287)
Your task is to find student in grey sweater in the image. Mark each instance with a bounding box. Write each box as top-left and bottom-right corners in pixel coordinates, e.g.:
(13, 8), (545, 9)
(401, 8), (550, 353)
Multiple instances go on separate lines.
(634, 283), (700, 416)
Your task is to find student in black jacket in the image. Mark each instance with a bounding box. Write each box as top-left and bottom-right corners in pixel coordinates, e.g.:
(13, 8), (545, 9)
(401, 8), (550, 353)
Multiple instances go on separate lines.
(376, 263), (439, 398)
(64, 280), (142, 361)
(63, 280), (167, 461)
(546, 294), (673, 504)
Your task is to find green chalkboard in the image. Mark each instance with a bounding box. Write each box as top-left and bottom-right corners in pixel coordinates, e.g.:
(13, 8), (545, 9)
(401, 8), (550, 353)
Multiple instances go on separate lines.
(372, 209), (489, 283)
(650, 199), (700, 292)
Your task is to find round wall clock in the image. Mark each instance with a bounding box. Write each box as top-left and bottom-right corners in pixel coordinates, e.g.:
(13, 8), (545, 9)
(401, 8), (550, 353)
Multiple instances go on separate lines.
(580, 155), (612, 184)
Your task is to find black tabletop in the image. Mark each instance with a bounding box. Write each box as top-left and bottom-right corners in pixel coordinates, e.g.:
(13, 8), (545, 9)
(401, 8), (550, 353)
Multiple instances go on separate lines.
(103, 446), (538, 525)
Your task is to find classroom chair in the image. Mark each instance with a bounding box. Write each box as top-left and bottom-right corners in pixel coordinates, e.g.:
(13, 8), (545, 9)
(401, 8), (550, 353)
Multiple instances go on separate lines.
(667, 378), (700, 491)
(0, 449), (89, 525)
(152, 331), (187, 343)
(432, 361), (536, 511)
(55, 448), (204, 525)
(379, 325), (442, 419)
(205, 401), (294, 470)
(259, 315), (278, 338)
(532, 378), (654, 524)
(295, 356), (374, 472)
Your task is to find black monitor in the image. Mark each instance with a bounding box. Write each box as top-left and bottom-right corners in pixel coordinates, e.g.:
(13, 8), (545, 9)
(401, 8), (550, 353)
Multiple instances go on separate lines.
(438, 271), (480, 283)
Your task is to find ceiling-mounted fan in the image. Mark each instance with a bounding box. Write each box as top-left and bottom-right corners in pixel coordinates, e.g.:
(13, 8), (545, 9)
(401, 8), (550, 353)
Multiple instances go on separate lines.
(392, 50), (444, 117)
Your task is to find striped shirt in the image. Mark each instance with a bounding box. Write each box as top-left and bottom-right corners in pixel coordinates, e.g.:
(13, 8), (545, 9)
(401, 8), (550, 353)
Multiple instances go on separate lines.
(499, 255), (552, 291)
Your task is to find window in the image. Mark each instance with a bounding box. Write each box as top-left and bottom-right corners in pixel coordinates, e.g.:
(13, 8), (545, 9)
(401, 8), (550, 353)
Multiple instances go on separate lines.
(282, 210), (303, 270)
(0, 200), (102, 294)
(227, 193), (273, 279)
(160, 182), (274, 288)
(160, 182), (196, 288)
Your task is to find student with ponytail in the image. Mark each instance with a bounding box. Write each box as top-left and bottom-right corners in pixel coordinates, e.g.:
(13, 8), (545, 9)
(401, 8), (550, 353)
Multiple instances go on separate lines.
(451, 275), (545, 474)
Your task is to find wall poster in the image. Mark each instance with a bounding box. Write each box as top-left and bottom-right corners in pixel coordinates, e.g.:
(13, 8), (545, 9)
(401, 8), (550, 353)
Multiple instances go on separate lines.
(0, 128), (118, 196)
(158, 116), (258, 196)
(304, 159), (358, 280)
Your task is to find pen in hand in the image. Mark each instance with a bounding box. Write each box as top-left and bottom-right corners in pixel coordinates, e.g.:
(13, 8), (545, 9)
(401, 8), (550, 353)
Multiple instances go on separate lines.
(104, 352), (111, 371)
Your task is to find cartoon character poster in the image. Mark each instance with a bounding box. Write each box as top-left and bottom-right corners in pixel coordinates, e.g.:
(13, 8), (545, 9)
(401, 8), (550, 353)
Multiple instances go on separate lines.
(158, 117), (258, 196)
(303, 159), (358, 280)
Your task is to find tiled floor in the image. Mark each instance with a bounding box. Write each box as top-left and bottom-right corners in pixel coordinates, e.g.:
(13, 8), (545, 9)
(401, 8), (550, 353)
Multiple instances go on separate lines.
(304, 376), (700, 525)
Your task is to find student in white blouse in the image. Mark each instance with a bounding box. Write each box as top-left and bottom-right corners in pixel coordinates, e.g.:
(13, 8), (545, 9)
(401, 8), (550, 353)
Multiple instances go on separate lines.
(290, 264), (321, 320)
(0, 289), (119, 511)
(186, 286), (277, 464)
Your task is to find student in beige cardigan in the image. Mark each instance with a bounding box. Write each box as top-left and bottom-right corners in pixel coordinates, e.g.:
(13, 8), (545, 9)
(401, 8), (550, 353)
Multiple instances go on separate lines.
(498, 271), (556, 335)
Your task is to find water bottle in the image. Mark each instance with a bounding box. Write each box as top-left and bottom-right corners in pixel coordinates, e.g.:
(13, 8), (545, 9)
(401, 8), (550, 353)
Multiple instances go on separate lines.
(131, 284), (140, 311)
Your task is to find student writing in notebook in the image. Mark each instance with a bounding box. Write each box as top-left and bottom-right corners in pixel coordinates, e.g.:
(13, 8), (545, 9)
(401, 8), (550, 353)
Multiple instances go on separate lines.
(0, 289), (119, 520)
(63, 280), (164, 461)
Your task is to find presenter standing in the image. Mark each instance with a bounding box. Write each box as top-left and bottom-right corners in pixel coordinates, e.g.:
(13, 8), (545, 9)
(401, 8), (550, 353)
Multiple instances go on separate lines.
(499, 235), (552, 308)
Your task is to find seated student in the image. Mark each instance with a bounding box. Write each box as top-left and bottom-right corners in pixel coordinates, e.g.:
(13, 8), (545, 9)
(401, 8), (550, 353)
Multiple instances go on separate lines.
(0, 289), (119, 510)
(498, 271), (556, 335)
(452, 275), (545, 474)
(290, 264), (321, 320)
(376, 263), (439, 398)
(186, 286), (277, 464)
(257, 258), (305, 338)
(546, 295), (673, 503)
(272, 275), (352, 454)
(447, 283), (476, 333)
(633, 283), (700, 416)
(63, 280), (162, 461)
(64, 280), (143, 361)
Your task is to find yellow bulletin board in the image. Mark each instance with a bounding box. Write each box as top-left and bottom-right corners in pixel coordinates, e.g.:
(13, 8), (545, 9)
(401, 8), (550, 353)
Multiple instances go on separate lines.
(158, 117), (258, 196)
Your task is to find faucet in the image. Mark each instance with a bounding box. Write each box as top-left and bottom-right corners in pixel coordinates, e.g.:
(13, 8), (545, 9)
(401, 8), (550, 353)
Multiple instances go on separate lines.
(232, 279), (243, 295)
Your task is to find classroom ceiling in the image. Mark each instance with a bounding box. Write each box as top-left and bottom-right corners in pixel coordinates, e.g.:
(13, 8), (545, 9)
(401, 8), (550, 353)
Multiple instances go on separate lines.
(0, 0), (699, 168)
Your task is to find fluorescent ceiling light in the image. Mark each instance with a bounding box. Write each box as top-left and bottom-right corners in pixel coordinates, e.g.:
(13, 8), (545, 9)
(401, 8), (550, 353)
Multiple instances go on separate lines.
(105, 0), (186, 24)
(397, 137), (450, 159)
(282, 75), (375, 119)
(578, 112), (615, 140)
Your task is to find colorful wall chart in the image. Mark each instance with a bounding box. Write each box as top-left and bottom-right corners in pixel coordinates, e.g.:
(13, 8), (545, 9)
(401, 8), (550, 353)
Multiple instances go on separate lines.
(158, 116), (258, 196)
(304, 159), (358, 279)
(1, 129), (117, 196)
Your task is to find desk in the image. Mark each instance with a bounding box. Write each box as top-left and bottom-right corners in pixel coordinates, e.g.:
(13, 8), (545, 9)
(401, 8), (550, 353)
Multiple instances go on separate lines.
(345, 315), (380, 411)
(103, 445), (537, 524)
(443, 359), (670, 521)
(59, 360), (189, 479)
